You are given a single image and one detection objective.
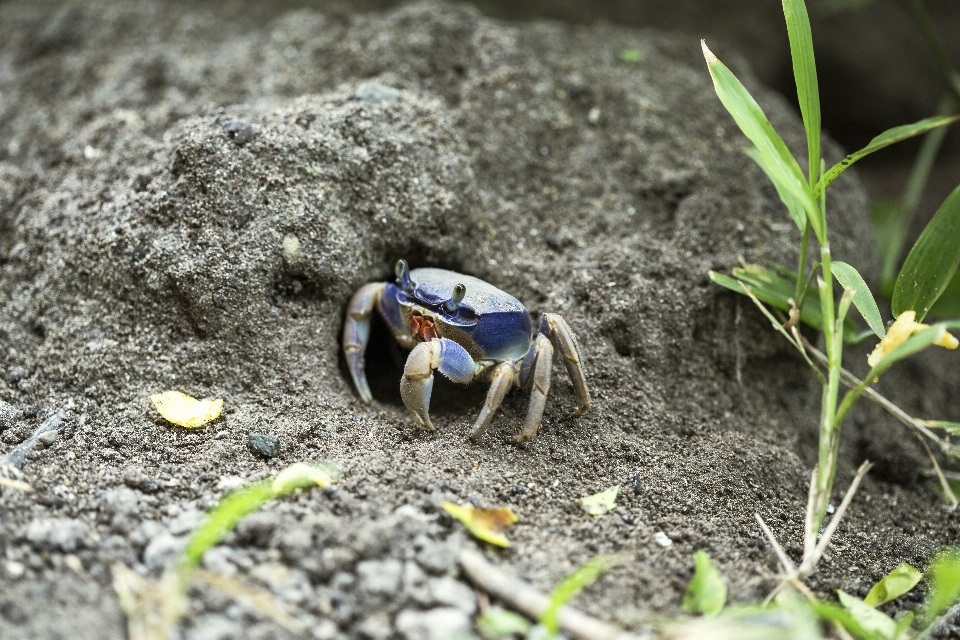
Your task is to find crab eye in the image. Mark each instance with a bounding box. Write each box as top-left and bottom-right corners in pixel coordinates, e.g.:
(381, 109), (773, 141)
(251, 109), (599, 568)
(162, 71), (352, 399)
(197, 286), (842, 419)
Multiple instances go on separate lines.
(445, 283), (466, 313)
(395, 259), (412, 291)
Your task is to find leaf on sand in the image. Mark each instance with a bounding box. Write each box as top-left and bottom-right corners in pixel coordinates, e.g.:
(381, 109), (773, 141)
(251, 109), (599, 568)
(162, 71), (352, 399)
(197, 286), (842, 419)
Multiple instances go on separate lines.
(577, 485), (619, 516)
(442, 502), (518, 548)
(835, 590), (898, 639)
(151, 391), (223, 428)
(864, 563), (922, 607)
(271, 462), (339, 494)
(682, 550), (727, 616)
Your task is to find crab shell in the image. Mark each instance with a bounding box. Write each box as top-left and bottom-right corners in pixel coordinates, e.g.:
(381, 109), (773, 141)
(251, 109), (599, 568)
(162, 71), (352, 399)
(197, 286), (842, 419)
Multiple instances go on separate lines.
(380, 268), (534, 362)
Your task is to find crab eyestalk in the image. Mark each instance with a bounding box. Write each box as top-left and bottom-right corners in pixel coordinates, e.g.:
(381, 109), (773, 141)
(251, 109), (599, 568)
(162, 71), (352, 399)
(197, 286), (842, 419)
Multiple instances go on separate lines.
(396, 259), (413, 291)
(445, 283), (466, 313)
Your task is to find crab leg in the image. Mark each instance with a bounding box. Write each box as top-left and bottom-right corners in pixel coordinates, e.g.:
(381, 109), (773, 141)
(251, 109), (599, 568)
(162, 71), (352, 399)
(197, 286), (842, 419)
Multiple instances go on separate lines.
(342, 283), (385, 403)
(400, 338), (477, 431)
(516, 334), (554, 442)
(540, 313), (591, 416)
(468, 361), (515, 441)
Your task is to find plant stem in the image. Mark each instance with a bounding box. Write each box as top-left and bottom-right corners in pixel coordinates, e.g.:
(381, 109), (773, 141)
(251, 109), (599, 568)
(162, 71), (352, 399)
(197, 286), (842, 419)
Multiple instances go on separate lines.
(795, 221), (812, 308)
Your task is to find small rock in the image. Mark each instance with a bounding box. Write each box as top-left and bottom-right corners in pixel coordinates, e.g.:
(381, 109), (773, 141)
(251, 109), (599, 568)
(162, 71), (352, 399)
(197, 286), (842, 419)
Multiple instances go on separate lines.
(248, 433), (280, 458)
(416, 535), (460, 574)
(123, 466), (161, 493)
(169, 508), (204, 535)
(5, 560), (25, 579)
(37, 429), (57, 446)
(653, 531), (673, 548)
(395, 608), (470, 640)
(311, 619), (338, 640)
(6, 366), (29, 384)
(222, 120), (256, 146)
(631, 474), (643, 493)
(24, 517), (88, 552)
(143, 532), (184, 571)
(100, 487), (140, 516)
(354, 82), (400, 103)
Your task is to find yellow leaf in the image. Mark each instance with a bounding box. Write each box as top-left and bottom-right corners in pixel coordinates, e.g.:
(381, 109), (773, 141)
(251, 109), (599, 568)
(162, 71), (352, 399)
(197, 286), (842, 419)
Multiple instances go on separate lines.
(868, 311), (958, 368)
(150, 391), (223, 428)
(271, 463), (338, 494)
(442, 502), (519, 548)
(577, 485), (619, 516)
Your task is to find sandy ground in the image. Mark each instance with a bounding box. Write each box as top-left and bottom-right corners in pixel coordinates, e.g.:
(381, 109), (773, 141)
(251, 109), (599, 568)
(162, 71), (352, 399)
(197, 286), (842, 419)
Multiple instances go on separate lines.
(1, 2), (959, 639)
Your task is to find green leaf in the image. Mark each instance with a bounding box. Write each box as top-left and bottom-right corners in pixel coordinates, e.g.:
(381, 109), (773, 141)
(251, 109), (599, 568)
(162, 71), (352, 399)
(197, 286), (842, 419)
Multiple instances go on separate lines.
(619, 48), (643, 63)
(893, 184), (960, 321)
(576, 485), (619, 516)
(928, 270), (960, 319)
(837, 590), (897, 639)
(682, 550), (728, 617)
(476, 607), (532, 639)
(781, 0), (820, 184)
(864, 563), (922, 607)
(701, 41), (822, 239)
(744, 146), (806, 231)
(817, 115), (960, 198)
(924, 549), (960, 623)
(709, 266), (862, 343)
(922, 420), (960, 436)
(541, 555), (617, 636)
(832, 261), (885, 338)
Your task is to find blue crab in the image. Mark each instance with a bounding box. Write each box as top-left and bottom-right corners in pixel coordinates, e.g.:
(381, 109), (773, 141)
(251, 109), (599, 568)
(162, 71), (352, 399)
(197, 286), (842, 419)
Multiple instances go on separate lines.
(343, 260), (591, 441)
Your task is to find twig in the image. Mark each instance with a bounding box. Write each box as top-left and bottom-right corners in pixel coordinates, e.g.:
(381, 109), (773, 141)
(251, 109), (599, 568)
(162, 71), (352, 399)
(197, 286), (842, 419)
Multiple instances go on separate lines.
(457, 549), (644, 640)
(800, 461), (872, 575)
(0, 411), (65, 470)
(755, 514), (797, 577)
(0, 476), (33, 492)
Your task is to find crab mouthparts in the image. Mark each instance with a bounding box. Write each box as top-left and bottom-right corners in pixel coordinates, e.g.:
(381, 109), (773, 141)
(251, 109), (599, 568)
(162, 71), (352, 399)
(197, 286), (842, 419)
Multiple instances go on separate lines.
(409, 314), (438, 342)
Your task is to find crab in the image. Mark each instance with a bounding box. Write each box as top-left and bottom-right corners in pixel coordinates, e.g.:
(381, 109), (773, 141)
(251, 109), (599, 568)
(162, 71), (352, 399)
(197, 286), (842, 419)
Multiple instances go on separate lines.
(342, 260), (591, 442)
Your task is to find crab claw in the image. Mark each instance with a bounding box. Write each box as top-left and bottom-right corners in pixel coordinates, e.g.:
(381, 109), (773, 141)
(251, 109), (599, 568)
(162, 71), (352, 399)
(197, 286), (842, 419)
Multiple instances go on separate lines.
(400, 341), (440, 430)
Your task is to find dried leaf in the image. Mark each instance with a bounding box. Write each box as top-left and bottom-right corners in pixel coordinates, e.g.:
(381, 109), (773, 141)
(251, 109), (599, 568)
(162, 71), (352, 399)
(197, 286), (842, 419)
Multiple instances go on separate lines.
(150, 391), (223, 428)
(577, 485), (619, 516)
(442, 502), (518, 548)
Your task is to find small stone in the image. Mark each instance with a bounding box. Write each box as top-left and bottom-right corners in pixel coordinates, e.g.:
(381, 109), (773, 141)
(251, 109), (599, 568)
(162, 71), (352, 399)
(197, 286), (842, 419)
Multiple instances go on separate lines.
(395, 608), (470, 640)
(24, 517), (88, 552)
(311, 619), (338, 640)
(631, 474), (643, 493)
(7, 366), (29, 384)
(223, 119), (256, 146)
(587, 106), (601, 124)
(248, 433), (280, 458)
(653, 531), (673, 548)
(356, 613), (392, 640)
(123, 466), (161, 493)
(354, 82), (400, 103)
(37, 429), (57, 446)
(356, 559), (402, 595)
(5, 560), (25, 579)
(281, 234), (303, 274)
(186, 614), (243, 640)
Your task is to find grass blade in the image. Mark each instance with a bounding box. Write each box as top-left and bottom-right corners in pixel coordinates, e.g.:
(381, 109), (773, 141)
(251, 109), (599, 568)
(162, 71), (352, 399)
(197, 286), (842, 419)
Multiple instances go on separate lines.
(701, 41), (822, 239)
(892, 184), (960, 321)
(817, 114), (960, 197)
(744, 146), (806, 231)
(540, 554), (617, 637)
(781, 0), (821, 185)
(928, 270), (960, 319)
(832, 261), (885, 338)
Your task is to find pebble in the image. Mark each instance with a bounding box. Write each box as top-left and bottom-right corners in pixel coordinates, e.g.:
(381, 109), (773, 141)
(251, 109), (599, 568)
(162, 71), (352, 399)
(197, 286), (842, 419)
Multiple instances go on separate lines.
(429, 576), (477, 614)
(5, 560), (25, 579)
(123, 466), (161, 493)
(37, 429), (57, 446)
(222, 119), (256, 146)
(356, 559), (402, 595)
(248, 432), (280, 457)
(23, 517), (88, 552)
(653, 531), (673, 548)
(395, 607), (470, 640)
(186, 614), (243, 640)
(354, 82), (400, 103)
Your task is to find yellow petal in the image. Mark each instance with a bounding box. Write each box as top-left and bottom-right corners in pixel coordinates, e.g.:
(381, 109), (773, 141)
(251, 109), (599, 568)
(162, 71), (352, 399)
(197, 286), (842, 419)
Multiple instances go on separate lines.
(867, 311), (920, 368)
(935, 330), (959, 350)
(442, 502), (518, 548)
(150, 391), (223, 428)
(272, 463), (338, 494)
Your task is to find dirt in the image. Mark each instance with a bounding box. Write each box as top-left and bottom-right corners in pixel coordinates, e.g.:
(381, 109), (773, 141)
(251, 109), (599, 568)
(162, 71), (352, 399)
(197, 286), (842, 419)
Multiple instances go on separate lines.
(1, 1), (959, 639)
